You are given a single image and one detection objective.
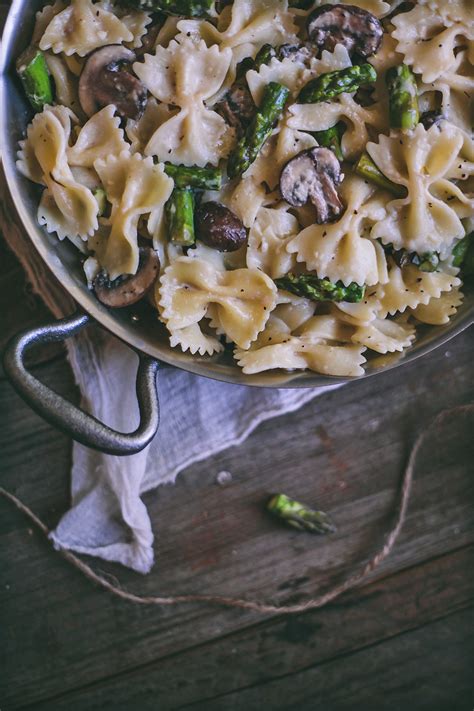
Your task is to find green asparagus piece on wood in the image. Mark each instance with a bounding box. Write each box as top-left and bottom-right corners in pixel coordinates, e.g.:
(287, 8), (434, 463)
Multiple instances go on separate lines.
(227, 82), (290, 178)
(313, 124), (344, 161)
(298, 63), (377, 104)
(166, 188), (195, 246)
(452, 232), (474, 275)
(164, 164), (222, 190)
(16, 48), (54, 112)
(355, 152), (407, 198)
(119, 0), (215, 16)
(275, 273), (366, 303)
(267, 494), (336, 534)
(386, 64), (419, 130)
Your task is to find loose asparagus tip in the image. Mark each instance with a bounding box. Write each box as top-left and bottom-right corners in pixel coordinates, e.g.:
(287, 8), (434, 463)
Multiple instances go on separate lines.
(267, 494), (337, 535)
(275, 274), (366, 304)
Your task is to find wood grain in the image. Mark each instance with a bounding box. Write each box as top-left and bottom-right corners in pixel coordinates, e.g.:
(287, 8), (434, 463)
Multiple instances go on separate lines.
(1, 323), (472, 709)
(20, 546), (474, 711)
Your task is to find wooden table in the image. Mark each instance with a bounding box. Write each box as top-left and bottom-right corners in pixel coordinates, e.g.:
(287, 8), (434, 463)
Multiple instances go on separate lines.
(1, 223), (473, 709)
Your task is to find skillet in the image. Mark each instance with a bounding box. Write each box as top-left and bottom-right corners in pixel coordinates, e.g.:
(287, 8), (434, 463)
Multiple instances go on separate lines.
(1, 0), (472, 455)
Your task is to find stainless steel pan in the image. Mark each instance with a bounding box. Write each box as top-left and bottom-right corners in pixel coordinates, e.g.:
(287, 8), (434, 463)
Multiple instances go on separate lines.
(1, 0), (472, 455)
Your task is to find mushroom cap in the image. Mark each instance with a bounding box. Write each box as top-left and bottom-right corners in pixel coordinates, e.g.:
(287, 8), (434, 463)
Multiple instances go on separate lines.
(79, 45), (147, 120)
(196, 202), (247, 252)
(307, 4), (383, 59)
(280, 147), (344, 224)
(93, 247), (160, 308)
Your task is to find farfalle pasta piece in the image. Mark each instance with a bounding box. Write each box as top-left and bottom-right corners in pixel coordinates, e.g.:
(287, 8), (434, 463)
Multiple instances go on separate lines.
(178, 0), (298, 55)
(228, 177), (267, 228)
(235, 310), (366, 376)
(125, 99), (178, 154)
(351, 317), (416, 354)
(287, 93), (386, 160)
(377, 263), (461, 318)
(392, 1), (474, 84)
(17, 106), (99, 240)
(418, 51), (474, 134)
(247, 205), (299, 279)
(409, 287), (464, 326)
(17, 105), (75, 185)
(39, 0), (134, 57)
(94, 151), (173, 279)
(67, 105), (129, 168)
(133, 38), (233, 166)
(158, 258), (277, 350)
(32, 1), (66, 44)
(169, 324), (224, 357)
(368, 123), (472, 257)
(247, 56), (306, 105)
(287, 175), (388, 287)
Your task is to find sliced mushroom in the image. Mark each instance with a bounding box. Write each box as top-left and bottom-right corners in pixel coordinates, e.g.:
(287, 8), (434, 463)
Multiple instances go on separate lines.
(195, 202), (247, 252)
(307, 4), (383, 59)
(79, 45), (147, 120)
(215, 84), (255, 138)
(280, 147), (344, 224)
(93, 247), (160, 308)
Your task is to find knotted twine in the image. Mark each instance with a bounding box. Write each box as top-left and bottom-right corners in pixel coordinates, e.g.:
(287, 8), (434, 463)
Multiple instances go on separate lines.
(2, 403), (471, 614)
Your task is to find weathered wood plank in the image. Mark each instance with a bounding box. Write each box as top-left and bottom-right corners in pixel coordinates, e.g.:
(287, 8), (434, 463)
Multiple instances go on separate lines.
(0, 328), (472, 708)
(183, 607), (474, 711)
(20, 545), (474, 711)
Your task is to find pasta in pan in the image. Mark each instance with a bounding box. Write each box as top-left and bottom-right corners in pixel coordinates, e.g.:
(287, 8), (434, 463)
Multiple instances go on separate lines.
(15, 0), (473, 379)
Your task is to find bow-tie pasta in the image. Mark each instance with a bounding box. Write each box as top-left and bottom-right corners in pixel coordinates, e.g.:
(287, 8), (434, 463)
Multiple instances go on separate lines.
(368, 123), (474, 257)
(133, 38), (233, 167)
(392, 1), (474, 84)
(39, 0), (135, 56)
(235, 310), (367, 376)
(17, 106), (98, 240)
(247, 205), (299, 279)
(67, 105), (129, 168)
(410, 288), (464, 326)
(287, 175), (389, 287)
(94, 152), (173, 279)
(158, 258), (277, 351)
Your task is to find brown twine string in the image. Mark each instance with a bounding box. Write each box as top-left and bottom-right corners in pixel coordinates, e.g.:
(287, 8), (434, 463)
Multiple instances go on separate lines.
(1, 403), (472, 614)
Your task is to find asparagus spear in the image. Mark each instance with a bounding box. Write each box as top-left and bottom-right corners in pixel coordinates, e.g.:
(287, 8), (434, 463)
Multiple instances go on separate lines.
(16, 47), (54, 112)
(386, 64), (419, 130)
(312, 124), (344, 161)
(92, 188), (108, 217)
(119, 0), (215, 16)
(254, 44), (277, 70)
(267, 494), (336, 534)
(166, 188), (195, 246)
(355, 153), (407, 198)
(275, 273), (366, 303)
(452, 232), (474, 275)
(164, 164), (222, 190)
(298, 63), (377, 104)
(227, 82), (290, 179)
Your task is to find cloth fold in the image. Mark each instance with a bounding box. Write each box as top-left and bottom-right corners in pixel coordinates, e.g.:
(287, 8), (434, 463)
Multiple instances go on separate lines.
(4, 211), (340, 573)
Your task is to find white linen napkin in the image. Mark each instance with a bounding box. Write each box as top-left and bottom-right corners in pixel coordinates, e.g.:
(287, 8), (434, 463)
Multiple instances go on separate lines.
(4, 218), (341, 573)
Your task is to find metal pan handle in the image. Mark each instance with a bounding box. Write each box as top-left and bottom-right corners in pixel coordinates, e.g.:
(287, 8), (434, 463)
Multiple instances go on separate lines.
(2, 312), (160, 456)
